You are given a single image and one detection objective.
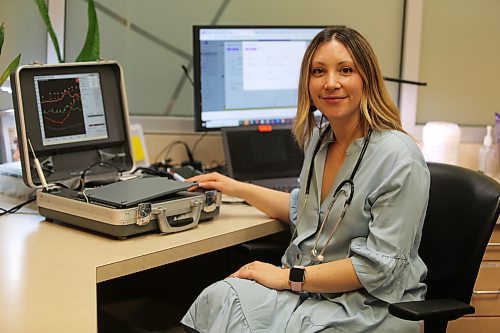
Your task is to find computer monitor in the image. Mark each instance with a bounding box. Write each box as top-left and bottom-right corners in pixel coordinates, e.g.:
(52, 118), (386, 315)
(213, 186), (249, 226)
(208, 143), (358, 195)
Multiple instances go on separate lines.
(11, 62), (134, 186)
(193, 25), (324, 132)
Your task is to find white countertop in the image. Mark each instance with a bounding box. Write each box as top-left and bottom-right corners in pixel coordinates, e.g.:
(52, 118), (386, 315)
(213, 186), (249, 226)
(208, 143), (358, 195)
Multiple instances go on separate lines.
(0, 199), (285, 333)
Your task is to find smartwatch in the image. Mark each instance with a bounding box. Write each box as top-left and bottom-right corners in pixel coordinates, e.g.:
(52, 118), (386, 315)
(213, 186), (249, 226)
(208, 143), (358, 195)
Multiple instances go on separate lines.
(289, 266), (306, 292)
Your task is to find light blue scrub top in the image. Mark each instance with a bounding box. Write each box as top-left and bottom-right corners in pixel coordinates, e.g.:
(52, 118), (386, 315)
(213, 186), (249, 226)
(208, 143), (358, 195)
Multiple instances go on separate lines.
(285, 128), (429, 305)
(182, 128), (430, 332)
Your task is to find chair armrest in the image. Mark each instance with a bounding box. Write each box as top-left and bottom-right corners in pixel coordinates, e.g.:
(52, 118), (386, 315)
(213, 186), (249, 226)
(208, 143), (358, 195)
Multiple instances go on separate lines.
(238, 241), (286, 256)
(388, 299), (475, 321)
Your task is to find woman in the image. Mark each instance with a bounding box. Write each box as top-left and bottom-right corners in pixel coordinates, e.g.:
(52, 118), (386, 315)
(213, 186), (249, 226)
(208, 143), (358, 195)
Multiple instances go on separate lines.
(181, 26), (429, 332)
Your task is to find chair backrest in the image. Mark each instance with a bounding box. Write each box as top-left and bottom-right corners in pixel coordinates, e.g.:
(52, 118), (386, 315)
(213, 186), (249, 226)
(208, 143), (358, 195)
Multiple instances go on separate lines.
(420, 162), (500, 303)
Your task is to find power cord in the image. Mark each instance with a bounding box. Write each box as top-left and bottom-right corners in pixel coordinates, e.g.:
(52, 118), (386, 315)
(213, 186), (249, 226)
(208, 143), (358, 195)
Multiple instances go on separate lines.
(79, 161), (122, 190)
(131, 166), (174, 179)
(191, 132), (207, 159)
(0, 196), (37, 216)
(154, 138), (205, 170)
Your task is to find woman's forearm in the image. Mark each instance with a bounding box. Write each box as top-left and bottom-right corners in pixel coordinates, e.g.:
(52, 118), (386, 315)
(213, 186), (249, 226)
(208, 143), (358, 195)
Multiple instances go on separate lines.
(236, 182), (291, 223)
(191, 172), (292, 223)
(300, 258), (362, 293)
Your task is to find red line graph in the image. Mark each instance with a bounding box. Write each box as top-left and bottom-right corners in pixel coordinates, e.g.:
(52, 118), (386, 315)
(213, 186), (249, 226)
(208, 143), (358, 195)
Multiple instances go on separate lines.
(42, 87), (82, 125)
(37, 78), (86, 138)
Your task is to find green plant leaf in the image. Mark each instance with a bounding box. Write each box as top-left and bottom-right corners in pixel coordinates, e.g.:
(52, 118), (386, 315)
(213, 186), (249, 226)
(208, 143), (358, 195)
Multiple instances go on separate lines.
(34, 0), (63, 63)
(0, 53), (21, 87)
(75, 0), (100, 62)
(0, 22), (5, 56)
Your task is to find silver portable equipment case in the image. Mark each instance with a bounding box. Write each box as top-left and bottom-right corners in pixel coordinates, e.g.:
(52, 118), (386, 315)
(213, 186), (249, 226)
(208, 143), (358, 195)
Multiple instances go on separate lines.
(11, 61), (220, 239)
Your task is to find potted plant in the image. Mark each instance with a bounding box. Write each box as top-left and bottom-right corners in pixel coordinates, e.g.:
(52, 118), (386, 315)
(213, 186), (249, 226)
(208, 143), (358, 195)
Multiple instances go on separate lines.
(34, 0), (100, 63)
(0, 23), (21, 86)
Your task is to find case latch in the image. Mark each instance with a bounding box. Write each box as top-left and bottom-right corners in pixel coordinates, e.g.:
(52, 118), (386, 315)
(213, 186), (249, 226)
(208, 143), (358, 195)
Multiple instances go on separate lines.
(136, 202), (152, 225)
(203, 190), (218, 213)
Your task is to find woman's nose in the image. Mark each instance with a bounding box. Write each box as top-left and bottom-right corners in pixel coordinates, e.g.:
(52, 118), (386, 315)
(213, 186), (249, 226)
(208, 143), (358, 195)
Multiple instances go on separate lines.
(324, 73), (341, 90)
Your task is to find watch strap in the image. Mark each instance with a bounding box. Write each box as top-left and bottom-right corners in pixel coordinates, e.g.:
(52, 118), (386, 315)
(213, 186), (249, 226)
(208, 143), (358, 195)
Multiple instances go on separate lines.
(290, 281), (303, 292)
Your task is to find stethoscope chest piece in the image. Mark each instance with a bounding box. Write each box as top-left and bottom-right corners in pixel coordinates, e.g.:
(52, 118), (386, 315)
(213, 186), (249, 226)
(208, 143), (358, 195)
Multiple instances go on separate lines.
(311, 248), (324, 262)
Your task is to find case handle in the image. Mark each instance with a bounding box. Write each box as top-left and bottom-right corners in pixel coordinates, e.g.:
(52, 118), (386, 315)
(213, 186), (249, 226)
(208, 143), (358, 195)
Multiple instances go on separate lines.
(155, 199), (202, 234)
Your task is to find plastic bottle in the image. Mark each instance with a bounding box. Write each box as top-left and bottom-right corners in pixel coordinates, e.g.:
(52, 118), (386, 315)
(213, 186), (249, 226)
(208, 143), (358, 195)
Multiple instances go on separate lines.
(478, 125), (498, 177)
(422, 122), (461, 165)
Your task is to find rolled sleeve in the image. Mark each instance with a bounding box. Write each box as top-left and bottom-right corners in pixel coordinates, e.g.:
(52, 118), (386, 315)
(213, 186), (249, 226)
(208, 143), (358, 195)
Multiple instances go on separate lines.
(350, 159), (429, 303)
(350, 237), (411, 303)
(288, 188), (300, 231)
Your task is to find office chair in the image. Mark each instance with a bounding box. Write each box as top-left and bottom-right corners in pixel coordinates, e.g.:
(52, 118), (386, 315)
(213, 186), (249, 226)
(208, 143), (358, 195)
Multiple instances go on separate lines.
(388, 162), (500, 333)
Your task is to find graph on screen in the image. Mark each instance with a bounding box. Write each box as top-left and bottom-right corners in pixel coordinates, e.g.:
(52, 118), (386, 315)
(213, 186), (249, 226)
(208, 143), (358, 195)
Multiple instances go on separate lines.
(38, 78), (86, 138)
(34, 73), (109, 146)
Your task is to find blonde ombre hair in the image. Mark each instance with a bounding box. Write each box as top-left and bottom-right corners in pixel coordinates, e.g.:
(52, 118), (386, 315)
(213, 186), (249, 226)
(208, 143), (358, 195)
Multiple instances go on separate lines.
(293, 26), (406, 148)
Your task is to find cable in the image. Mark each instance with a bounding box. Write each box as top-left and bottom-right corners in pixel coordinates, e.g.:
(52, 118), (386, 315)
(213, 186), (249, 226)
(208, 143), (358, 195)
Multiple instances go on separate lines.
(131, 166), (173, 179)
(154, 140), (194, 164)
(166, 141), (193, 163)
(191, 132), (207, 160)
(181, 65), (195, 86)
(0, 196), (37, 216)
(79, 161), (122, 190)
(154, 140), (182, 163)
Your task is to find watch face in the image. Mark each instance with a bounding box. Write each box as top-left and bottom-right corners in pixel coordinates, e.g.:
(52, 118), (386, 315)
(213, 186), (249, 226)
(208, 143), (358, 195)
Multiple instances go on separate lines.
(290, 267), (305, 282)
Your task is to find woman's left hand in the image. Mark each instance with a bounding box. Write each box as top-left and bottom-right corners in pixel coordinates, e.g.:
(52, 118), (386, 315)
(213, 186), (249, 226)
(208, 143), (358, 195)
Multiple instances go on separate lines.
(230, 261), (290, 291)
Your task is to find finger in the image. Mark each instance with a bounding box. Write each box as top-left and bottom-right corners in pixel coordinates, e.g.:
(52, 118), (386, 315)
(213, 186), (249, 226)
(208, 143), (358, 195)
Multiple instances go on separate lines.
(186, 173), (214, 183)
(198, 181), (224, 192)
(187, 184), (200, 192)
(234, 268), (254, 281)
(230, 264), (247, 278)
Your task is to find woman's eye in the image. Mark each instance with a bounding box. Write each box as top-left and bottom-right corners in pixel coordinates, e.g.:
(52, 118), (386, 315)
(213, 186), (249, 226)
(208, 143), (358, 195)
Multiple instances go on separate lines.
(311, 68), (324, 75)
(339, 67), (353, 75)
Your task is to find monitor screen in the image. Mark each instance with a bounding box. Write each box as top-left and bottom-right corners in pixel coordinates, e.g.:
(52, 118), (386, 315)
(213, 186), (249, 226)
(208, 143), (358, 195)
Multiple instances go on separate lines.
(33, 72), (109, 146)
(193, 26), (324, 132)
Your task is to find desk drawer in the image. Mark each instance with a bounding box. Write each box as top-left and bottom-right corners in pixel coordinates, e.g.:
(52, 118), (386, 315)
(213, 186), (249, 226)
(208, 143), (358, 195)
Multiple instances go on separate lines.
(470, 261), (500, 316)
(448, 316), (500, 333)
(483, 225), (500, 261)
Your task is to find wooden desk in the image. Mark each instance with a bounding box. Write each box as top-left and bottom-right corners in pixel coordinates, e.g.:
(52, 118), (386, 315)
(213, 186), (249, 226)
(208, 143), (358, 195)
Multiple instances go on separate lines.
(0, 202), (285, 333)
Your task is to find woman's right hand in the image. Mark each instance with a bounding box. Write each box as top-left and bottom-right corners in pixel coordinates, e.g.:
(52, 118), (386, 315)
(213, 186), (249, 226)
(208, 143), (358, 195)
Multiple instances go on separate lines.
(186, 172), (243, 197)
(187, 172), (291, 222)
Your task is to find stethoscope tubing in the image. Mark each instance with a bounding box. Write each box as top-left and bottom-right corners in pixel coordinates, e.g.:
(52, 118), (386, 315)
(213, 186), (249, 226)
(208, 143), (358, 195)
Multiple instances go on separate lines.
(298, 126), (373, 263)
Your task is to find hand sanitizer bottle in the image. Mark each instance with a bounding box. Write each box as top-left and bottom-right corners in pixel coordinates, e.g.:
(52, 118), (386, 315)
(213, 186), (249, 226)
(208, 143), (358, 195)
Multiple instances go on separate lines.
(478, 125), (497, 177)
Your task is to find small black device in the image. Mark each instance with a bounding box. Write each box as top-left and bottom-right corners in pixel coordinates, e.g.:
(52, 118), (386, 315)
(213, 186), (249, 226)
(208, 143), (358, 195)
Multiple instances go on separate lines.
(289, 265), (306, 292)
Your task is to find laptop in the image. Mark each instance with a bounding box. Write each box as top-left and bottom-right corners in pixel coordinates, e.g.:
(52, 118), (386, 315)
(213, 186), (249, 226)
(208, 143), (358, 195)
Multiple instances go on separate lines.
(221, 125), (304, 192)
(81, 177), (194, 209)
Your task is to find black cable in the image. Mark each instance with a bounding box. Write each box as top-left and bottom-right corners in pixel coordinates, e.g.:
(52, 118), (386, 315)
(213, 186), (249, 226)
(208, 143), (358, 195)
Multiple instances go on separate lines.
(163, 141), (194, 164)
(181, 65), (195, 86)
(0, 196), (37, 216)
(191, 132), (207, 160)
(79, 161), (122, 190)
(131, 167), (174, 179)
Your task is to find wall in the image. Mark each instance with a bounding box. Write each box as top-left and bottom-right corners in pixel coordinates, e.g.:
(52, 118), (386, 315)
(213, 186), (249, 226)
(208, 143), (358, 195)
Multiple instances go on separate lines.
(0, 0), (496, 170)
(143, 132), (484, 174)
(64, 0), (404, 119)
(417, 0), (500, 127)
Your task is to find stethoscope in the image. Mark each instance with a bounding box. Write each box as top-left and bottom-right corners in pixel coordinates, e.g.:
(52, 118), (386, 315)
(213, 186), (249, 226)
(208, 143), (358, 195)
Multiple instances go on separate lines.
(291, 125), (372, 263)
